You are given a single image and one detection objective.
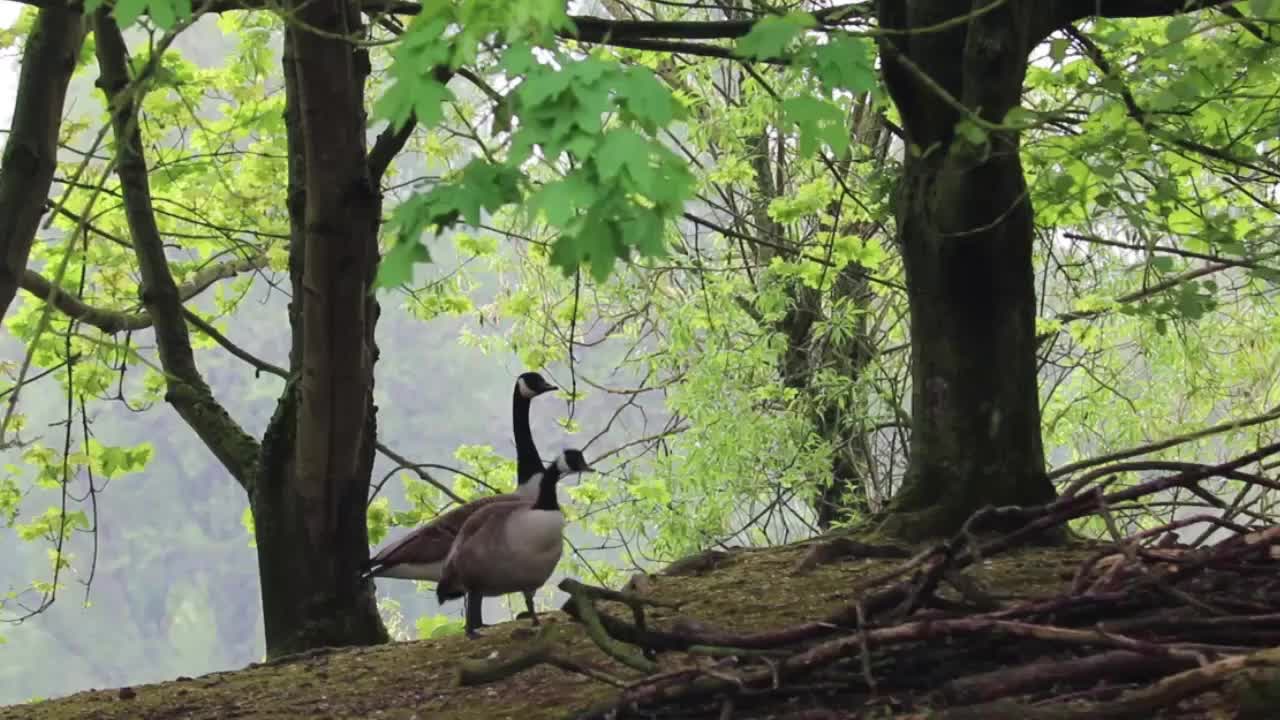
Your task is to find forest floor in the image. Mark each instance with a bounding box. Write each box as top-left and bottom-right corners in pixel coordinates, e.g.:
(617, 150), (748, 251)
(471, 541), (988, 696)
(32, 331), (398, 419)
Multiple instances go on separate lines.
(4, 532), (1278, 720)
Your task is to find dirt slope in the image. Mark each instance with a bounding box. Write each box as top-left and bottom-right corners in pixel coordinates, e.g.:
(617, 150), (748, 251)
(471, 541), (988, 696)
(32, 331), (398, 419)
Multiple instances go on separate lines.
(0, 539), (1206, 720)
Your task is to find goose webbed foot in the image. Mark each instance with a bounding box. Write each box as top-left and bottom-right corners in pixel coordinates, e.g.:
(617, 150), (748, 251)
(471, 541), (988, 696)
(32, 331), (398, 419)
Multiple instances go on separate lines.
(516, 591), (539, 625)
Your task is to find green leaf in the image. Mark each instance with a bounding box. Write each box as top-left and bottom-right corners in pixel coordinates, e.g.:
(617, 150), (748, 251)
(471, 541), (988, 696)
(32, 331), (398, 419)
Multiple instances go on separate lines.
(809, 35), (877, 94)
(114, 0), (151, 28)
(518, 65), (575, 106)
(1150, 256), (1175, 273)
(1165, 16), (1194, 44)
(615, 67), (681, 132)
(528, 173), (595, 226)
(1001, 106), (1036, 129)
(149, 0), (177, 30)
(954, 117), (988, 147)
(1049, 38), (1070, 65)
(1252, 0), (1278, 19)
(240, 506), (256, 546)
(735, 12), (816, 60)
(622, 211), (667, 258)
(375, 240), (431, 290)
(596, 129), (653, 185)
(782, 97), (850, 158)
(409, 79), (455, 130)
(500, 42), (538, 76)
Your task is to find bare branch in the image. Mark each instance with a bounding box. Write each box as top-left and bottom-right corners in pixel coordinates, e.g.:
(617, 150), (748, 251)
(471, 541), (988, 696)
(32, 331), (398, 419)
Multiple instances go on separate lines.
(1049, 404), (1280, 481)
(18, 252), (269, 334)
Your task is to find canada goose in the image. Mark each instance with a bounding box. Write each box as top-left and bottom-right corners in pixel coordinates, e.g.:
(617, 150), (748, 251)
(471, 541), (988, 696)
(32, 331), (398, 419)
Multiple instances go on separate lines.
(360, 372), (557, 593)
(436, 449), (594, 637)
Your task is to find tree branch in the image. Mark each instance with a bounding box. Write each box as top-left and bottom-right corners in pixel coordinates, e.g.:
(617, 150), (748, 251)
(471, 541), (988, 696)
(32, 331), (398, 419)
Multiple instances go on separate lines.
(182, 308), (290, 379)
(1040, 249), (1280, 345)
(1043, 0), (1243, 45)
(93, 10), (260, 491)
(1048, 403), (1280, 481)
(19, 269), (150, 332)
(18, 251), (269, 333)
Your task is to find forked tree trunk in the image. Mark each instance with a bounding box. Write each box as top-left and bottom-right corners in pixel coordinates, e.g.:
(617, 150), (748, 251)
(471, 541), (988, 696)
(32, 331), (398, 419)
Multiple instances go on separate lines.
(876, 1), (1057, 540)
(253, 0), (387, 656)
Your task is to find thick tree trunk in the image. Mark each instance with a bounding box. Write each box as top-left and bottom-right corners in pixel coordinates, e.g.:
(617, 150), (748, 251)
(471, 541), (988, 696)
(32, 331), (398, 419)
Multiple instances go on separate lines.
(252, 0), (387, 657)
(876, 0), (1057, 540)
(0, 8), (85, 324)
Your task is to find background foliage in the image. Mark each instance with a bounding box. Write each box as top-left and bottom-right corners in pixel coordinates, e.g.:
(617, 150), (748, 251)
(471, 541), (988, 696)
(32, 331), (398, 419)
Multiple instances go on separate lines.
(3, 0), (1280, 705)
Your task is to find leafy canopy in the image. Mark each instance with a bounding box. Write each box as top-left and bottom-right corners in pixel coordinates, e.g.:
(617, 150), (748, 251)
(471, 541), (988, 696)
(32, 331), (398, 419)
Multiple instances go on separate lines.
(372, 4), (878, 288)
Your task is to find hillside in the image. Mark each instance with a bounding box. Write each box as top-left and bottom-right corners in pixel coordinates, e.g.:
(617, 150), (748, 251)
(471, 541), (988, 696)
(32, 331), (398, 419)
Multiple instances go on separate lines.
(7, 524), (1279, 720)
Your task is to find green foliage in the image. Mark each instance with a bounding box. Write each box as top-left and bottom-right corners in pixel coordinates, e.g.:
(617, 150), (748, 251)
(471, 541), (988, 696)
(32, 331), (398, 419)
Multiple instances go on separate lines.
(783, 97), (851, 158)
(415, 613), (466, 639)
(83, 0), (192, 31)
(734, 12), (816, 60)
(806, 35), (878, 95)
(376, 40), (696, 286)
(7, 0), (1280, 705)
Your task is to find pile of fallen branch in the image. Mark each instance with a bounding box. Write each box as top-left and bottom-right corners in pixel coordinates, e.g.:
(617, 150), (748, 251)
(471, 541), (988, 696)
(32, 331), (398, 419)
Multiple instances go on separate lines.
(471, 442), (1280, 719)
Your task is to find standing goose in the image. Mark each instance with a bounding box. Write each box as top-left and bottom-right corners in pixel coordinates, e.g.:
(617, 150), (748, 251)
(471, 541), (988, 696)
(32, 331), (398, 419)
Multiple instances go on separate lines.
(361, 372), (557, 622)
(436, 449), (594, 637)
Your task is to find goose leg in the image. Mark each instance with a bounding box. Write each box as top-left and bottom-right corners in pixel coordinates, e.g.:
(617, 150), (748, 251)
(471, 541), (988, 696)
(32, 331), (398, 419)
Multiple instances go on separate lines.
(464, 592), (487, 638)
(522, 591), (539, 626)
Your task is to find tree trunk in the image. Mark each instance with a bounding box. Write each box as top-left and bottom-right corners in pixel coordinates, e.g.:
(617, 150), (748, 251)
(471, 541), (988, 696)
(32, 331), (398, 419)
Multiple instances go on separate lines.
(813, 262), (876, 528)
(0, 8), (85, 324)
(252, 0), (387, 657)
(876, 0), (1057, 541)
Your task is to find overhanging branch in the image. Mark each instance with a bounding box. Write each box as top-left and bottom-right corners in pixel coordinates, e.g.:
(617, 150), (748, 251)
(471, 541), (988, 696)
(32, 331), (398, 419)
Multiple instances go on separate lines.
(1042, 0), (1244, 44)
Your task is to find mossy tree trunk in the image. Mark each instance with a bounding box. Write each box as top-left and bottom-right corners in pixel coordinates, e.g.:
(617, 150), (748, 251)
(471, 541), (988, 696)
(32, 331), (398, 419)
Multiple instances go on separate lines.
(0, 7), (86, 324)
(251, 0), (389, 656)
(874, 1), (1054, 540)
(873, 0), (1234, 540)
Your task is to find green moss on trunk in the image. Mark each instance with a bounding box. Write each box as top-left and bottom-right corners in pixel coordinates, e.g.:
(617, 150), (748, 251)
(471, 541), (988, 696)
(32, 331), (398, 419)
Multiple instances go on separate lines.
(873, 2), (1057, 542)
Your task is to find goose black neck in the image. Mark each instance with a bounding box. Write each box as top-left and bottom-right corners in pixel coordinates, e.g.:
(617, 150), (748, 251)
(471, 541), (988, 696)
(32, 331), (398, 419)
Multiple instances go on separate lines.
(513, 385), (544, 487)
(532, 466), (562, 511)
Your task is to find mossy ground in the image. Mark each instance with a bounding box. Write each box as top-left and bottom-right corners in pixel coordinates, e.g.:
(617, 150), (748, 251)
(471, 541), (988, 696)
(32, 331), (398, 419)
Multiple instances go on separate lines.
(1, 538), (1246, 720)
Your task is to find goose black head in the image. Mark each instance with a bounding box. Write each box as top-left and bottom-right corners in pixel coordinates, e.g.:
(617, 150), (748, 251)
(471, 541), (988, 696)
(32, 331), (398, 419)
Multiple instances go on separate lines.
(516, 371), (558, 399)
(555, 449), (595, 475)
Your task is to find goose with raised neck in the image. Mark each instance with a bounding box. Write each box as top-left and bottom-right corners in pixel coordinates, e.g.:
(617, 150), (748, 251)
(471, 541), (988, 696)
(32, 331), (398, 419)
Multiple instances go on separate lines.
(436, 449), (594, 637)
(360, 372), (557, 591)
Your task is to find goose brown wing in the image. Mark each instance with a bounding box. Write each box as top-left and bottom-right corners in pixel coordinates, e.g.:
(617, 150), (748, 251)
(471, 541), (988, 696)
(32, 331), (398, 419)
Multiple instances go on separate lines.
(438, 500), (528, 593)
(370, 494), (517, 568)
(453, 499), (526, 548)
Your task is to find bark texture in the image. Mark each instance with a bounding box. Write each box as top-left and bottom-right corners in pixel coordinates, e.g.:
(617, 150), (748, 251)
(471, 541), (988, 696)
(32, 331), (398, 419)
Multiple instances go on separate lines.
(0, 7), (85, 324)
(252, 0), (388, 656)
(876, 0), (1056, 540)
